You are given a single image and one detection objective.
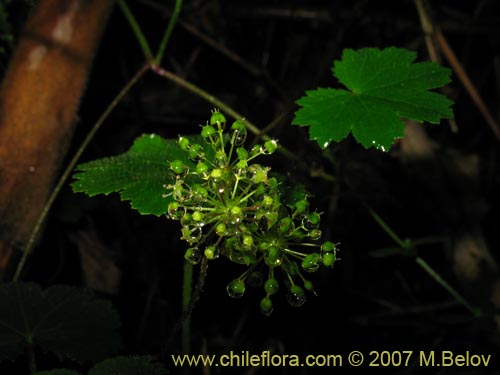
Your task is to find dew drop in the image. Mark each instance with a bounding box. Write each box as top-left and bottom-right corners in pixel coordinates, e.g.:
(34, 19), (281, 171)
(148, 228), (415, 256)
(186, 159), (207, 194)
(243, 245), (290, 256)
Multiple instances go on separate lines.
(184, 247), (201, 264)
(260, 297), (273, 316)
(247, 271), (264, 287)
(287, 285), (306, 307)
(226, 279), (245, 298)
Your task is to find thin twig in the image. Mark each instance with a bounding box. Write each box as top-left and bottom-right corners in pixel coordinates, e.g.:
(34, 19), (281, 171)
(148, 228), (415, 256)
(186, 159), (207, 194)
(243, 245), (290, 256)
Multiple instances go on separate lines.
(117, 0), (154, 62)
(150, 64), (298, 161)
(434, 28), (500, 141)
(155, 0), (182, 66)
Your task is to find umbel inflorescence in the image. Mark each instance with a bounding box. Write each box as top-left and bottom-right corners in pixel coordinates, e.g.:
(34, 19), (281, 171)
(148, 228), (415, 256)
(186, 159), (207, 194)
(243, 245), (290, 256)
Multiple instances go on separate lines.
(165, 110), (338, 315)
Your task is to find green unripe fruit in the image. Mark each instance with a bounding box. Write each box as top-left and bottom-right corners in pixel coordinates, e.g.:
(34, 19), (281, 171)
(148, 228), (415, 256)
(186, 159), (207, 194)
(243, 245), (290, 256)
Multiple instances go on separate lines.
(308, 229), (322, 240)
(264, 278), (279, 295)
(249, 164), (268, 184)
(181, 213), (192, 225)
(196, 161), (209, 176)
(192, 184), (208, 199)
(260, 297), (273, 316)
(170, 160), (186, 174)
(236, 147), (248, 161)
(231, 121), (247, 146)
(204, 245), (219, 260)
(192, 211), (204, 222)
(264, 139), (278, 154)
(306, 212), (321, 226)
(231, 205), (242, 216)
(242, 234), (254, 248)
(301, 253), (321, 272)
(250, 144), (261, 156)
(295, 199), (309, 214)
(322, 252), (336, 267)
(265, 246), (281, 266)
(226, 279), (245, 298)
(201, 125), (216, 141)
(178, 136), (190, 151)
(185, 247), (201, 264)
(303, 280), (314, 292)
(236, 160), (247, 169)
(188, 143), (204, 160)
(262, 195), (273, 207)
(278, 217), (294, 235)
(215, 150), (226, 163)
(216, 223), (227, 236)
(321, 241), (336, 252)
(167, 201), (183, 219)
(210, 110), (226, 126)
(268, 177), (278, 189)
(287, 285), (306, 307)
(211, 168), (223, 179)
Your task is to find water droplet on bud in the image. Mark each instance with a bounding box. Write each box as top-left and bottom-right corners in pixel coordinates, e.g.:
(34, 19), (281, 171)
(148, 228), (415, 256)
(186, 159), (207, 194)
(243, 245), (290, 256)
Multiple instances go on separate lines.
(264, 278), (279, 295)
(287, 285), (306, 307)
(184, 247), (201, 264)
(260, 297), (273, 316)
(226, 279), (245, 298)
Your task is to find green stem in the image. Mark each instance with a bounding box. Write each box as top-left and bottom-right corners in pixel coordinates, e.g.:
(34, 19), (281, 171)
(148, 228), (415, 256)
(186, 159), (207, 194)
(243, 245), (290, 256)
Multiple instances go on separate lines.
(155, 0), (182, 66)
(13, 65), (149, 282)
(368, 208), (408, 249)
(118, 0), (154, 62)
(182, 260), (192, 354)
(415, 256), (479, 316)
(368, 208), (479, 316)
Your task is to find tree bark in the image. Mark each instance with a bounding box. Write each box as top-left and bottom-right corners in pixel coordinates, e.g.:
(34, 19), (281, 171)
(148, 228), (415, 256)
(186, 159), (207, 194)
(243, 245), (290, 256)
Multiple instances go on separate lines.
(0, 0), (115, 278)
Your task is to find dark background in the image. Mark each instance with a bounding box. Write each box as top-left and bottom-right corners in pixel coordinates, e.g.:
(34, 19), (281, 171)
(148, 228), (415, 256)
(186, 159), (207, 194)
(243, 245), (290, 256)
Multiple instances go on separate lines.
(2, 0), (500, 373)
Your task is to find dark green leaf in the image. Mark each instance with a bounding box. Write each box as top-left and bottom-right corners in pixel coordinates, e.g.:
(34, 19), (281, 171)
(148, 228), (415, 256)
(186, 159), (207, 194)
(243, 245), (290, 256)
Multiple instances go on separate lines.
(72, 134), (193, 216)
(292, 47), (453, 150)
(0, 282), (121, 363)
(89, 356), (167, 375)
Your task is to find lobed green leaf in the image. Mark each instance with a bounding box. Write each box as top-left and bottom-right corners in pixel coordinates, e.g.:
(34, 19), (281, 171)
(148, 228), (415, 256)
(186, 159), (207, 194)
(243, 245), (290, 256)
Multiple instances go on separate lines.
(292, 47), (454, 150)
(0, 282), (121, 363)
(72, 134), (194, 216)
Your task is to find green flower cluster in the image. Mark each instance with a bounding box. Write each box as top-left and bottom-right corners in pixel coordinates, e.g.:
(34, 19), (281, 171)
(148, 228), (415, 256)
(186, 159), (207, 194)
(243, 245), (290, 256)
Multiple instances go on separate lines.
(165, 110), (337, 315)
